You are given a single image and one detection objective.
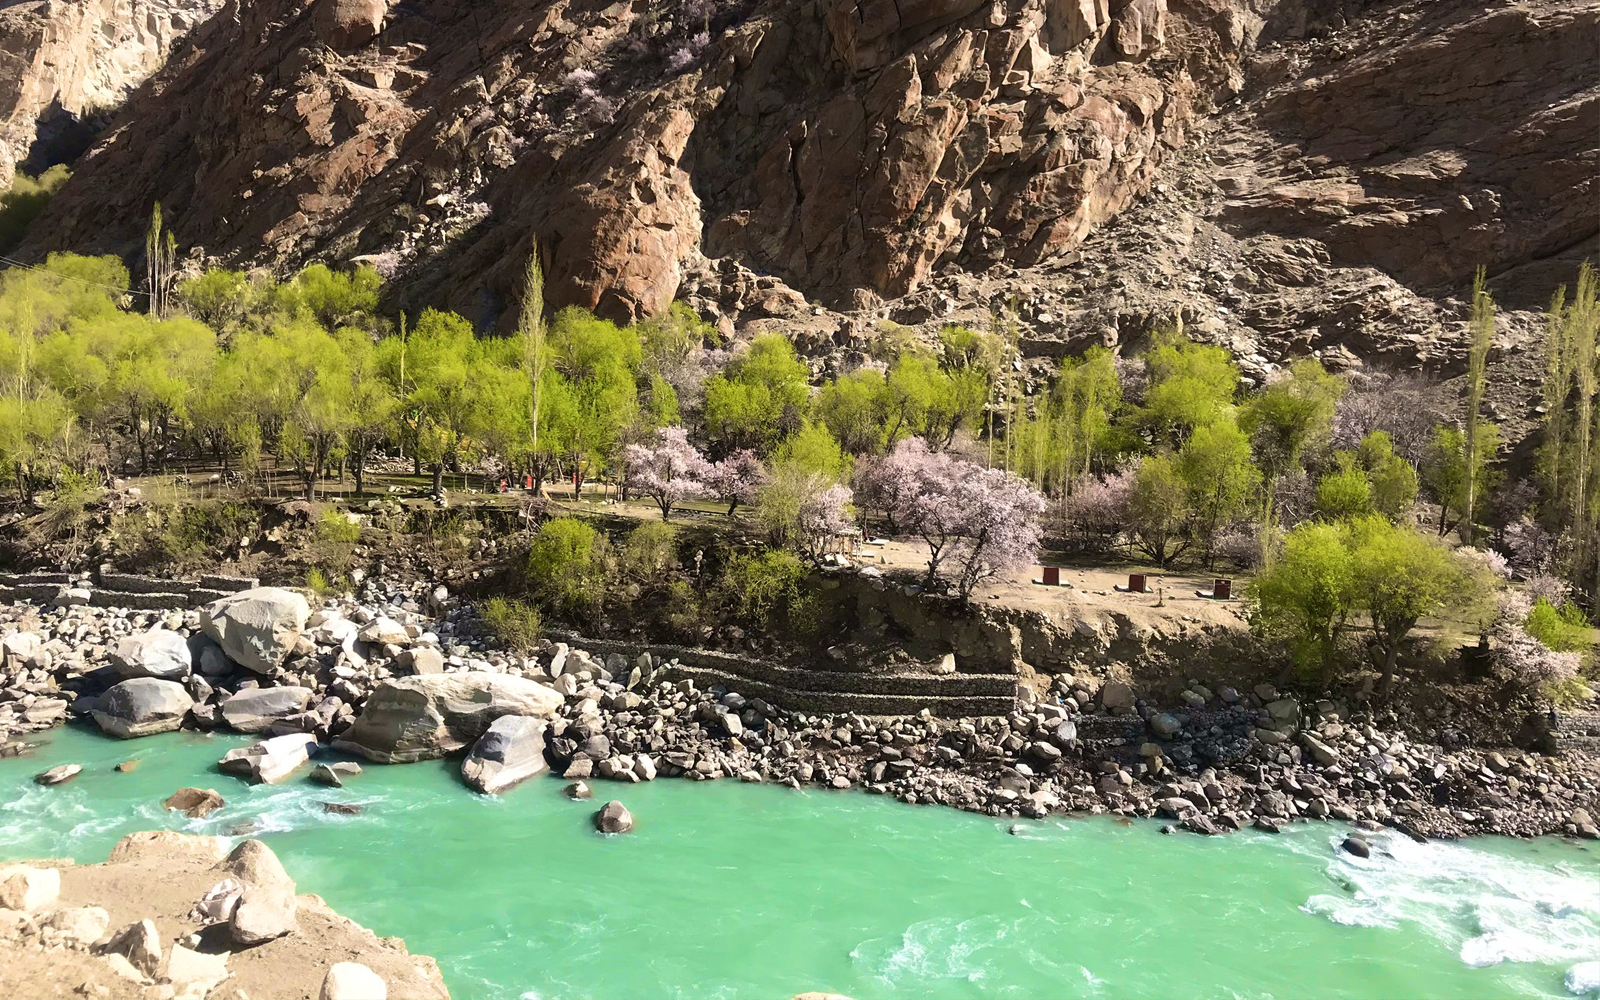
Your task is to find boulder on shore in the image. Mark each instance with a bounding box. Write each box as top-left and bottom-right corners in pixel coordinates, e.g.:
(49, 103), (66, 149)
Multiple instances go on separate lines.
(461, 715), (548, 795)
(202, 587), (311, 674)
(221, 686), (314, 733)
(110, 629), (192, 680)
(322, 961), (388, 1000)
(332, 672), (563, 763)
(91, 678), (194, 738)
(219, 734), (317, 785)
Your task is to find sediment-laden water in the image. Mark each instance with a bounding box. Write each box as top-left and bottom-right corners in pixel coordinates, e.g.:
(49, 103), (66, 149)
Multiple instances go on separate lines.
(3, 726), (1597, 1000)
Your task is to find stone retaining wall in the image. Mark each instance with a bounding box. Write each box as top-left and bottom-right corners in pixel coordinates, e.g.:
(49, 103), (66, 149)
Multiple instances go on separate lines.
(1, 568), (258, 611)
(547, 629), (1020, 717)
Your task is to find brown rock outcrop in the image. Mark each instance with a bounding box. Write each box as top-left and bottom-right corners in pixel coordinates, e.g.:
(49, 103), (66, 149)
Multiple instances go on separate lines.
(0, 0), (223, 187)
(5, 0), (1595, 373)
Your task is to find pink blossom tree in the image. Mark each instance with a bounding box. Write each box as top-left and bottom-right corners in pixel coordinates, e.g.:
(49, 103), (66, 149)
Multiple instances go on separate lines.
(704, 448), (766, 515)
(854, 436), (933, 533)
(624, 426), (711, 520)
(948, 468), (1047, 600)
(857, 436), (1046, 599)
(796, 484), (854, 564)
(1059, 469), (1133, 552)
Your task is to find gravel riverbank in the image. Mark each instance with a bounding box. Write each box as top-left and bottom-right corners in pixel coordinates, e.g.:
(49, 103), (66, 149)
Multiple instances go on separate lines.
(2, 582), (1597, 844)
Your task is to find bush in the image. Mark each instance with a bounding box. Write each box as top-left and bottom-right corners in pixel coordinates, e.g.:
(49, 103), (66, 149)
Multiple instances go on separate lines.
(617, 521), (677, 580)
(720, 547), (806, 629)
(481, 597), (542, 652)
(1525, 598), (1592, 655)
(662, 579), (703, 638)
(305, 567), (350, 598)
(155, 501), (260, 570)
(317, 508), (361, 545)
(527, 517), (611, 620)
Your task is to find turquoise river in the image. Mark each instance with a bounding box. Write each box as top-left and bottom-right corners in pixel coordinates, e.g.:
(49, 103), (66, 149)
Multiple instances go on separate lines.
(3, 726), (1598, 1000)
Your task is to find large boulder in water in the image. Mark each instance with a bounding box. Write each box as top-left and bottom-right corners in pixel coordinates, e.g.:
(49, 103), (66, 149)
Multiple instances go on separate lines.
(593, 800), (633, 834)
(110, 629), (192, 680)
(221, 686), (313, 733)
(201, 588), (310, 674)
(333, 672), (563, 763)
(91, 678), (194, 738)
(219, 733), (317, 784)
(461, 715), (548, 794)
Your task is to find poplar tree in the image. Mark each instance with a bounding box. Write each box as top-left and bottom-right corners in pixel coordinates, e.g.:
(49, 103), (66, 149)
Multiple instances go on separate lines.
(520, 245), (548, 479)
(1461, 267), (1495, 543)
(1537, 262), (1599, 598)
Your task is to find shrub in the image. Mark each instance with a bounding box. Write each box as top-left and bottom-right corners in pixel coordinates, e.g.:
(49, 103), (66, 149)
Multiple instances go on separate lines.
(306, 567), (344, 598)
(481, 597), (543, 652)
(317, 508), (361, 545)
(618, 521), (678, 580)
(1525, 597), (1591, 655)
(720, 548), (806, 629)
(663, 579), (703, 637)
(527, 517), (611, 620)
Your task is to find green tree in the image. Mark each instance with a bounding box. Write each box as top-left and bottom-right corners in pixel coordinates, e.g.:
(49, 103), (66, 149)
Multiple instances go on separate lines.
(703, 333), (808, 453)
(1241, 358), (1346, 557)
(1140, 331), (1239, 446)
(1127, 453), (1190, 567)
(1536, 262), (1599, 600)
(1422, 422), (1498, 537)
(772, 420), (850, 483)
(1315, 459), (1375, 523)
(1355, 430), (1419, 520)
(1345, 516), (1476, 696)
(1177, 418), (1259, 566)
(1461, 267), (1495, 544)
(816, 368), (889, 455)
(0, 165), (69, 252)
(1250, 521), (1356, 676)
(548, 307), (641, 494)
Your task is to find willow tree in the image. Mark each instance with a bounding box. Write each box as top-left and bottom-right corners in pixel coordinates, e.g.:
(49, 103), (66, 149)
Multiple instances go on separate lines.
(1240, 358), (1345, 561)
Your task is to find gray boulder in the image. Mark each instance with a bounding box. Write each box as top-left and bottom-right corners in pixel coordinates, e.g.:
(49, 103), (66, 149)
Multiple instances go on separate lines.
(92, 678), (194, 738)
(332, 672), (563, 763)
(1150, 713), (1183, 738)
(221, 686), (314, 733)
(201, 588), (310, 674)
(461, 715), (548, 795)
(219, 734), (317, 785)
(309, 762), (363, 787)
(110, 629), (192, 680)
(594, 800), (633, 834)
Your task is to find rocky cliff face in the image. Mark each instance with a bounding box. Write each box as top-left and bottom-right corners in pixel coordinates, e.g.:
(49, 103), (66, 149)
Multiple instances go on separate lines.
(11, 0), (1599, 375)
(0, 0), (223, 187)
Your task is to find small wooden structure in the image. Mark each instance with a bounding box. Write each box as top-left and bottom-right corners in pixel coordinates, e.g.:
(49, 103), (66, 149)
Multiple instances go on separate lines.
(1115, 573), (1149, 594)
(1196, 578), (1233, 600)
(1035, 566), (1063, 587)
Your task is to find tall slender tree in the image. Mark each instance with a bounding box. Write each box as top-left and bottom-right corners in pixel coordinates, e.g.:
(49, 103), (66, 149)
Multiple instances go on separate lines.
(1461, 267), (1495, 543)
(520, 244), (548, 484)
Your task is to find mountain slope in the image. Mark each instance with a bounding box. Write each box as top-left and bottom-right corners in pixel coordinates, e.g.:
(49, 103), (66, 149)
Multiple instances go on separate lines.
(10, 0), (1597, 371)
